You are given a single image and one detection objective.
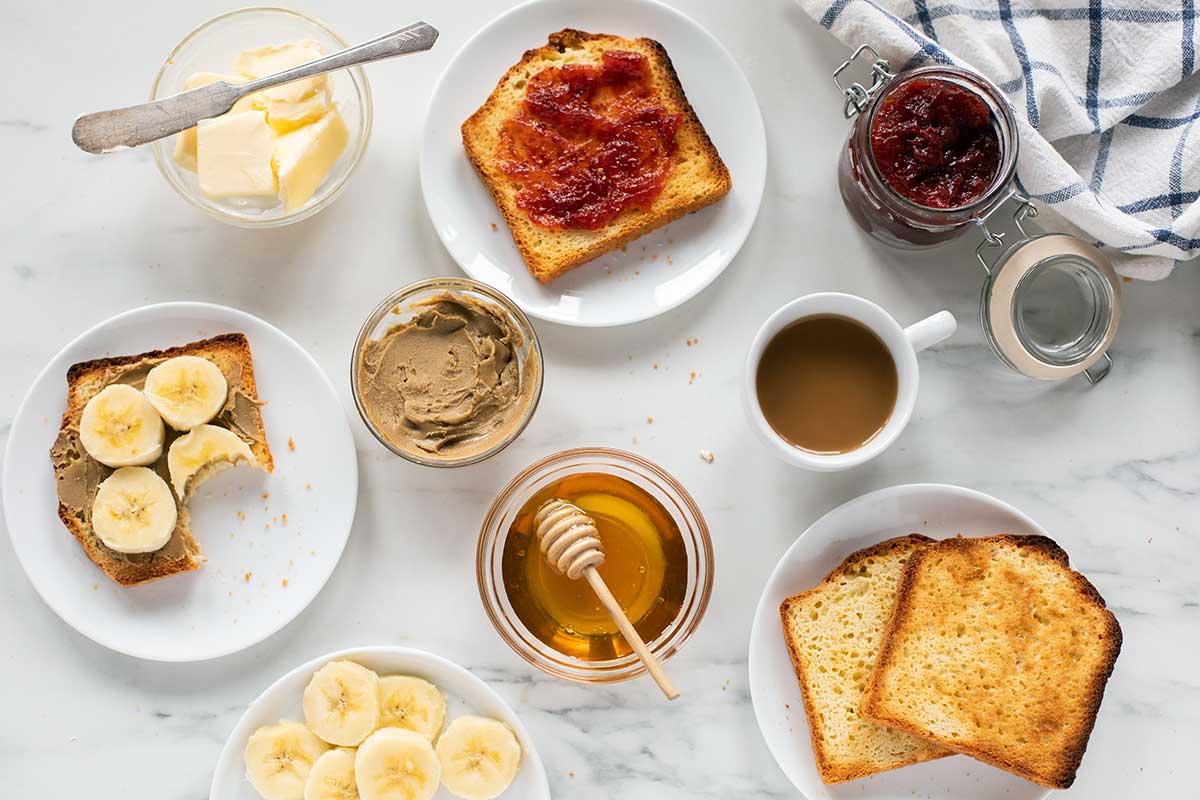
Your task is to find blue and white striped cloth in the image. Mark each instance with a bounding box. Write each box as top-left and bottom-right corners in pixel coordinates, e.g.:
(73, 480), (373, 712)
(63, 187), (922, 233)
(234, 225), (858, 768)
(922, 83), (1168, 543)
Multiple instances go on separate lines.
(799, 0), (1200, 279)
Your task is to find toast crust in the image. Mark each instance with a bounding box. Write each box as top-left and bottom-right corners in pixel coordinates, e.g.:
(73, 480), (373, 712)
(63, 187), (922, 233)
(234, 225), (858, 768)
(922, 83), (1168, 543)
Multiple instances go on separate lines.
(462, 29), (731, 282)
(53, 333), (272, 587)
(780, 534), (952, 784)
(860, 534), (1123, 789)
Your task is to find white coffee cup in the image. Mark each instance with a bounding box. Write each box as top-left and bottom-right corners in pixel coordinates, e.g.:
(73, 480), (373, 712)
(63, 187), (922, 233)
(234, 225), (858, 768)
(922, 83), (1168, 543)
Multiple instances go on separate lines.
(744, 293), (956, 471)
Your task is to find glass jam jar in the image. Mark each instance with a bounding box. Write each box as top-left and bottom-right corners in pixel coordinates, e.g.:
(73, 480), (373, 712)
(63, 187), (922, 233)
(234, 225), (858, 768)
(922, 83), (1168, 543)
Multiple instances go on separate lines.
(836, 47), (1020, 248)
(832, 46), (1122, 385)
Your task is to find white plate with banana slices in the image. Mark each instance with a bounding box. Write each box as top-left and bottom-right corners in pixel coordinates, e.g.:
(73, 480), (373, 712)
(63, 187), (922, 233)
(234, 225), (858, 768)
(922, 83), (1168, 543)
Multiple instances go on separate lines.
(2, 302), (358, 661)
(210, 646), (551, 800)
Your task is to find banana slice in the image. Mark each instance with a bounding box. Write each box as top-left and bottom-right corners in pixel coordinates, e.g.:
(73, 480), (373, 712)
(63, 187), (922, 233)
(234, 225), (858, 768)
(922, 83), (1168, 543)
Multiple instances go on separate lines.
(245, 719), (331, 800)
(79, 384), (165, 467)
(379, 676), (446, 741)
(91, 467), (178, 553)
(167, 423), (256, 500)
(302, 660), (382, 746)
(143, 355), (229, 431)
(435, 716), (522, 800)
(304, 748), (359, 800)
(354, 727), (441, 800)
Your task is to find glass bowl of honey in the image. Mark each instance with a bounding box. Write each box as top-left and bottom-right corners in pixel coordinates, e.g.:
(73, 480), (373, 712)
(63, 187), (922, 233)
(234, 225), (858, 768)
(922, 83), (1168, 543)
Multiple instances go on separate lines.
(477, 448), (713, 684)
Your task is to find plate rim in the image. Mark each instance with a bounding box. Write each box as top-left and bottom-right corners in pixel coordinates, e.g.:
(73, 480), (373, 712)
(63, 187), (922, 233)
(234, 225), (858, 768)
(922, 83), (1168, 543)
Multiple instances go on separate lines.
(208, 644), (552, 800)
(418, 0), (767, 327)
(1, 300), (359, 663)
(746, 482), (1052, 800)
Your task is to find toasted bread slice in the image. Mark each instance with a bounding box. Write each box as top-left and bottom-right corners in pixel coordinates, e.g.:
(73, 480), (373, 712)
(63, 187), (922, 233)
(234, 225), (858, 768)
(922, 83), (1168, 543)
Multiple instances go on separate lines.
(51, 333), (272, 587)
(860, 535), (1122, 789)
(780, 534), (952, 784)
(462, 29), (731, 283)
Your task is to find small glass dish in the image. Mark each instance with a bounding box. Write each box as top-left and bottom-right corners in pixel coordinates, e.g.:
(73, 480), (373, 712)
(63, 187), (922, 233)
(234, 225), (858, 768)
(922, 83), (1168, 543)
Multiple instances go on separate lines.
(477, 448), (714, 684)
(149, 6), (372, 227)
(351, 277), (543, 468)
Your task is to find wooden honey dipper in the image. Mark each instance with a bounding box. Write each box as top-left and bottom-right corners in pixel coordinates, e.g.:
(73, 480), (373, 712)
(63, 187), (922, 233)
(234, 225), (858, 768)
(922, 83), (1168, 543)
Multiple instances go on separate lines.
(533, 498), (679, 700)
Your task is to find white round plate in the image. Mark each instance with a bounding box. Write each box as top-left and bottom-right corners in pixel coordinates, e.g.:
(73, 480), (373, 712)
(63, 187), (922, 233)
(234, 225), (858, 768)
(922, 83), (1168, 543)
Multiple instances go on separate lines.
(748, 484), (1053, 800)
(2, 302), (358, 662)
(420, 0), (766, 327)
(210, 645), (551, 800)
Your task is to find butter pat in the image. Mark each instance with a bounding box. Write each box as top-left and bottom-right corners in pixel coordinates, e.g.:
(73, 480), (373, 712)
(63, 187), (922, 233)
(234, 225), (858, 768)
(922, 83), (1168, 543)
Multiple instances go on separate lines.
(236, 39), (324, 78)
(272, 107), (350, 211)
(197, 111), (277, 199)
(236, 39), (331, 132)
(173, 72), (252, 171)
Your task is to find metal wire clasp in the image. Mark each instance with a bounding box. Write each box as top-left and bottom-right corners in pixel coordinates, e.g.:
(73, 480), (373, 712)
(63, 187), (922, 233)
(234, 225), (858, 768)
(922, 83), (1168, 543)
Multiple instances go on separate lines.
(973, 193), (1038, 274)
(833, 45), (895, 119)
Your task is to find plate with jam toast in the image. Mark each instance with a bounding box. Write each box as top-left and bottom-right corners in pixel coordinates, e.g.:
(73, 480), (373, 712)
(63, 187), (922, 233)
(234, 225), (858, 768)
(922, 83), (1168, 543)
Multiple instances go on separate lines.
(748, 484), (1122, 799)
(2, 302), (358, 661)
(420, 0), (766, 326)
(210, 646), (550, 800)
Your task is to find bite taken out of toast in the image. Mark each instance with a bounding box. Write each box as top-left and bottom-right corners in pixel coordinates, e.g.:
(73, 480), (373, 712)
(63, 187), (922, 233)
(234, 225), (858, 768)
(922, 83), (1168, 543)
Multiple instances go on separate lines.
(779, 534), (953, 784)
(462, 29), (731, 283)
(50, 333), (272, 587)
(860, 534), (1122, 789)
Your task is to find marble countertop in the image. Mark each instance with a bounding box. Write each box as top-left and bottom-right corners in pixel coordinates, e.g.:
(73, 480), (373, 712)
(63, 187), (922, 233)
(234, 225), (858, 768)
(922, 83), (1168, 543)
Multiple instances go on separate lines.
(2, 1), (1196, 797)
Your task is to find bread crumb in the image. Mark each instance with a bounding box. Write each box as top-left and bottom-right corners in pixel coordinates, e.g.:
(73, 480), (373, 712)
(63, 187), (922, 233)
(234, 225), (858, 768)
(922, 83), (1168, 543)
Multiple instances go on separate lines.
(264, 523), (270, 530)
(666, 256), (673, 265)
(244, 572), (252, 582)
(305, 482), (312, 490)
(281, 513), (288, 526)
(490, 222), (498, 231)
(699, 449), (714, 463)
(650, 254), (658, 261)
(1122, 276), (1132, 283)
(646, 416), (654, 424)
(261, 492), (269, 500)
(236, 511), (245, 522)
(92, 583), (98, 591)
(652, 363), (659, 370)
(287, 437), (296, 451)
(281, 578), (289, 588)
(569, 772), (575, 779)
(632, 435), (638, 445)
(688, 371), (697, 385)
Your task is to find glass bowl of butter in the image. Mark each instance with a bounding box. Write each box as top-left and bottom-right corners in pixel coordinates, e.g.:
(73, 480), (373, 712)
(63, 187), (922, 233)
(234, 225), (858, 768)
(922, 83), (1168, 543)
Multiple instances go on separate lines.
(150, 7), (372, 227)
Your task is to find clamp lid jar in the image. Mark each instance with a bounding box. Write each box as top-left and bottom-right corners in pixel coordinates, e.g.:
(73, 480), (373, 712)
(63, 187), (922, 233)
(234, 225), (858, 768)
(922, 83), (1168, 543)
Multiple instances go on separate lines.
(976, 201), (1121, 383)
(834, 46), (1020, 248)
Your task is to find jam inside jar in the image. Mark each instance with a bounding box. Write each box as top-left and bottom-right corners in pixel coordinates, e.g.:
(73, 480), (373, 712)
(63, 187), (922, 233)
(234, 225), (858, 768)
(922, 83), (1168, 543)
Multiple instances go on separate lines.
(838, 64), (1018, 248)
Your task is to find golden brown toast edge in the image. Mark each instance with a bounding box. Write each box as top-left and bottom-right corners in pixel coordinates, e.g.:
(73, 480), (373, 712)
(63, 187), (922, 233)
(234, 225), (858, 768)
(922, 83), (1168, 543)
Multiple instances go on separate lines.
(859, 534), (1123, 788)
(779, 533), (952, 783)
(461, 29), (732, 283)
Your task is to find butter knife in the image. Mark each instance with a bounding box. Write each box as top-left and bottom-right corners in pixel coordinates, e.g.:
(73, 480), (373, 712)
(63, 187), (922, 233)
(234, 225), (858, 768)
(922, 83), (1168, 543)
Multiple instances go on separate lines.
(72, 21), (438, 154)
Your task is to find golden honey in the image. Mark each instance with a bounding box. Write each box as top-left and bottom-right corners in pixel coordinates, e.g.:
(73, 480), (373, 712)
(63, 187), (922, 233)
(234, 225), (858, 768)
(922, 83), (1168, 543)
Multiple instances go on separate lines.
(501, 472), (687, 661)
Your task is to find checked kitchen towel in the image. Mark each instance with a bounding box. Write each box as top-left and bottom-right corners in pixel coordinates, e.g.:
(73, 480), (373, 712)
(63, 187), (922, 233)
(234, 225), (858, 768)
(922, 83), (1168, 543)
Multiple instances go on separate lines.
(799, 0), (1200, 278)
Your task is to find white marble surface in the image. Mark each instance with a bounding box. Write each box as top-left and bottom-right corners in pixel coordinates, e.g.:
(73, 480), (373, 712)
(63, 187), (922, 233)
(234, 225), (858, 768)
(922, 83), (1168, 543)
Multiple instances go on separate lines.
(2, 1), (1197, 797)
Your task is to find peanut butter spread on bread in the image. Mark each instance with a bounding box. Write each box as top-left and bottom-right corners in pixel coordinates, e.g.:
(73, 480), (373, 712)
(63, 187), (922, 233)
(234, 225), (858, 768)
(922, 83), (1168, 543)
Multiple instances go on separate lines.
(357, 293), (536, 460)
(51, 354), (265, 566)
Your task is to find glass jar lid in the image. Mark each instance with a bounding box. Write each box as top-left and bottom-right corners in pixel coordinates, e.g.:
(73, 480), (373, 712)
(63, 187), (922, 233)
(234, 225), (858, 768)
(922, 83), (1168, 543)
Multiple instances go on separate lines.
(980, 232), (1121, 382)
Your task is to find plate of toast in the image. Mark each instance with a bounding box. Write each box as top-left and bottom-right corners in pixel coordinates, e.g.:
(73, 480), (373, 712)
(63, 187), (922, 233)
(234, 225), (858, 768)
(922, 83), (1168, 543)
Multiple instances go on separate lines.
(210, 646), (550, 800)
(3, 302), (358, 661)
(420, 0), (765, 326)
(748, 483), (1122, 799)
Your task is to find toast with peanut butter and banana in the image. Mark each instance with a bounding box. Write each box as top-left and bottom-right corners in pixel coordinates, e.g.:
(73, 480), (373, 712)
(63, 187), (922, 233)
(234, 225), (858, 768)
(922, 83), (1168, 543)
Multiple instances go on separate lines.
(50, 333), (272, 586)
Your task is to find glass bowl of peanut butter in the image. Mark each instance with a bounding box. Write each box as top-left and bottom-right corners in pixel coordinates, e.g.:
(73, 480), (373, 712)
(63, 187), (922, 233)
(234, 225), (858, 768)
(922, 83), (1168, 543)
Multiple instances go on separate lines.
(351, 277), (543, 468)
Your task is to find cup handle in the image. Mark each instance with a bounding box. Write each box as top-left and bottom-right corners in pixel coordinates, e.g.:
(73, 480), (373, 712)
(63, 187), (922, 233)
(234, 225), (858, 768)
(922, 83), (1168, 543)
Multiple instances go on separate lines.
(904, 310), (957, 353)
